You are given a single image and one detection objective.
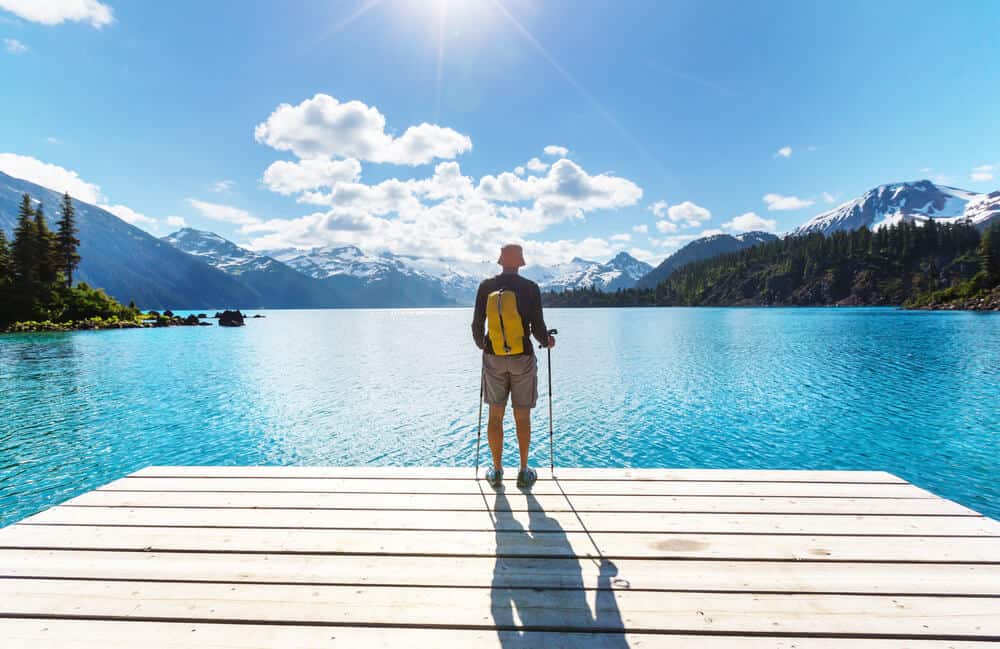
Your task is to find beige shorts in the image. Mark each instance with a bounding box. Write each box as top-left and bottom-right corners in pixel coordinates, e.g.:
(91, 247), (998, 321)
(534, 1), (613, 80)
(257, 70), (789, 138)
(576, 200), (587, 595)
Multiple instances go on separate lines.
(482, 353), (538, 409)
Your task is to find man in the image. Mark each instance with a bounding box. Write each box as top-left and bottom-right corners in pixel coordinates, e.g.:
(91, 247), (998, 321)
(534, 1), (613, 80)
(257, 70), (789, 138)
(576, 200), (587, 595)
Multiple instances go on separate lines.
(472, 243), (555, 489)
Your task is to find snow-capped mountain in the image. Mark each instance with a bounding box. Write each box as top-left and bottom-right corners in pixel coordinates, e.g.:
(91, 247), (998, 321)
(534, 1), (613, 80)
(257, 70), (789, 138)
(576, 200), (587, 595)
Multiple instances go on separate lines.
(266, 245), (418, 281)
(264, 245), (456, 306)
(525, 252), (653, 292)
(793, 180), (999, 236)
(635, 231), (779, 290)
(163, 228), (280, 275)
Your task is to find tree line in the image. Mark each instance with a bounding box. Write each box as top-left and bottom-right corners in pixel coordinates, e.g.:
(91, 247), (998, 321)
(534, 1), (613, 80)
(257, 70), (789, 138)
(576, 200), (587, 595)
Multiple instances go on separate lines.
(0, 192), (137, 327)
(544, 221), (1000, 308)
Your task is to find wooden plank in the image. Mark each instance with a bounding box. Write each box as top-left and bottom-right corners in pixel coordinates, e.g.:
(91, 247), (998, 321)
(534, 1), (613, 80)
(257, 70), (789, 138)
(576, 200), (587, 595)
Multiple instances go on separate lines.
(103, 477), (935, 498)
(65, 489), (979, 516)
(131, 466), (906, 483)
(23, 506), (1000, 536)
(2, 524), (999, 561)
(2, 578), (998, 637)
(1, 550), (998, 595)
(5, 619), (991, 649)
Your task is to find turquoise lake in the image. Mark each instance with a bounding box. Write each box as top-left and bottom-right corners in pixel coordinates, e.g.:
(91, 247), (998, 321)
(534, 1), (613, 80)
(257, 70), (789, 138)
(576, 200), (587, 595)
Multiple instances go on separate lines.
(1, 306), (998, 525)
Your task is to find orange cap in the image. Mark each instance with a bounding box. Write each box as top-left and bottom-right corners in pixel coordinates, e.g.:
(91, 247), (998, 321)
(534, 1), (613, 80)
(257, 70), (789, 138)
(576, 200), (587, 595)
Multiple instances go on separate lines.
(497, 244), (526, 268)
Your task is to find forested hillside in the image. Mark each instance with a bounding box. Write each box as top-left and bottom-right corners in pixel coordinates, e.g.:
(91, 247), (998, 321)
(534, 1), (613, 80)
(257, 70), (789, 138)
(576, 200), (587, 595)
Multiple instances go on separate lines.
(544, 222), (1000, 309)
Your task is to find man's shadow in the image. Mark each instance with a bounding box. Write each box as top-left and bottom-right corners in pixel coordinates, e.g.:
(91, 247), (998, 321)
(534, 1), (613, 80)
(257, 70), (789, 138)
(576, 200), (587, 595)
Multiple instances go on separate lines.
(489, 487), (630, 648)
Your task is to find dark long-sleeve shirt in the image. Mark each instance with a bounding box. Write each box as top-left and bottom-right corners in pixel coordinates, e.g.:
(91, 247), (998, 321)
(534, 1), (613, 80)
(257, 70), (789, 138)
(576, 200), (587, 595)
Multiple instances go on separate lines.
(471, 272), (549, 355)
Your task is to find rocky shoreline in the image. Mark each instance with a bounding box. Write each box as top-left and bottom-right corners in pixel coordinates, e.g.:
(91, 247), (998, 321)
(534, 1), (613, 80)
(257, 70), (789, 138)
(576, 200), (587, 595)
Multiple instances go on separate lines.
(906, 287), (1000, 312)
(3, 310), (262, 333)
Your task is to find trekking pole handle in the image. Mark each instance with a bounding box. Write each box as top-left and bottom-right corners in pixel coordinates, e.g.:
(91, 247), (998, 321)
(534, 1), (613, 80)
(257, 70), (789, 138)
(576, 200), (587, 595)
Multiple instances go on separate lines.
(539, 328), (558, 349)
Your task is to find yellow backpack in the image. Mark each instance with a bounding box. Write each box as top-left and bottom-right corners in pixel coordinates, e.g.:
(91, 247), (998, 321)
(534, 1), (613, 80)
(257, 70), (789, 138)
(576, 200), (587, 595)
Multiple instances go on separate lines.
(486, 288), (525, 355)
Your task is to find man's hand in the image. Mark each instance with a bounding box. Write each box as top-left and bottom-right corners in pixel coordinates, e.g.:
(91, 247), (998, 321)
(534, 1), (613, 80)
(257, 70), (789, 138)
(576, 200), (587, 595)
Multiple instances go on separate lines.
(546, 335), (556, 349)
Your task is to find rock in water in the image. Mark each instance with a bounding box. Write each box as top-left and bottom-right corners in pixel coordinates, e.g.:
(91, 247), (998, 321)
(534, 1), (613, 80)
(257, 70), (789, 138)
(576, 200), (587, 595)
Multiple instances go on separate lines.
(218, 310), (246, 327)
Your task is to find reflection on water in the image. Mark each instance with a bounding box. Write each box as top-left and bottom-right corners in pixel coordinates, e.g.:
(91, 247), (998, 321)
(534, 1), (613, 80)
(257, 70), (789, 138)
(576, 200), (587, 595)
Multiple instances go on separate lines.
(1, 307), (998, 525)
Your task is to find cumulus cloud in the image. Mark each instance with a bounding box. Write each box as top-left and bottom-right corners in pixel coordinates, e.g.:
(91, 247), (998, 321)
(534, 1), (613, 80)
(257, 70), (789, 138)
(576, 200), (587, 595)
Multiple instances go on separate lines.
(666, 201), (711, 227)
(543, 145), (569, 157)
(513, 166), (525, 176)
(186, 198), (260, 226)
(4, 37), (27, 54)
(525, 157), (548, 173)
(104, 203), (156, 226)
(655, 220), (678, 234)
(254, 94), (471, 165)
(262, 158), (361, 195)
(763, 193), (814, 211)
(971, 164), (994, 182)
(721, 211), (777, 233)
(246, 157), (643, 267)
(209, 179), (235, 193)
(610, 233), (631, 242)
(477, 159), (642, 223)
(648, 200), (668, 219)
(775, 146), (792, 158)
(0, 152), (103, 203)
(632, 224), (648, 234)
(0, 0), (114, 28)
(166, 215), (187, 228)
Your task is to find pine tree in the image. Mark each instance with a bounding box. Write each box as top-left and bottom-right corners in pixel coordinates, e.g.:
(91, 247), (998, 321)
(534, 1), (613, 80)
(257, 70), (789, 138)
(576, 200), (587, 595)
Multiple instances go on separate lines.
(56, 192), (81, 288)
(0, 230), (10, 286)
(980, 223), (1000, 286)
(33, 202), (60, 286)
(12, 193), (37, 287)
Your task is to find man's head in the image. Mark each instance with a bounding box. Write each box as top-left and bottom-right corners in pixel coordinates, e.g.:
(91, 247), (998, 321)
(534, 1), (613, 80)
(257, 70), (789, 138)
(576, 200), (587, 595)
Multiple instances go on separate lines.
(497, 244), (526, 272)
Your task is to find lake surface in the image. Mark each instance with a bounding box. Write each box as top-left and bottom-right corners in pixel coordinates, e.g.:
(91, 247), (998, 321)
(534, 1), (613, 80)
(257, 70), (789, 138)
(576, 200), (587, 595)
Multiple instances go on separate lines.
(1, 307), (998, 525)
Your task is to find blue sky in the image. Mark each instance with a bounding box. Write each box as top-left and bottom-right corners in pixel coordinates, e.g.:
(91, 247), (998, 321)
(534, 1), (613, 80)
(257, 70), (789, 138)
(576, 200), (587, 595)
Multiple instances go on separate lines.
(1, 0), (998, 266)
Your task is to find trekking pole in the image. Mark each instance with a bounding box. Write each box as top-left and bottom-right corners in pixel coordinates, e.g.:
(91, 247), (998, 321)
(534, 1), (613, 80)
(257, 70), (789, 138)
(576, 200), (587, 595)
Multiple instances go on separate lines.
(543, 328), (558, 476)
(474, 369), (484, 479)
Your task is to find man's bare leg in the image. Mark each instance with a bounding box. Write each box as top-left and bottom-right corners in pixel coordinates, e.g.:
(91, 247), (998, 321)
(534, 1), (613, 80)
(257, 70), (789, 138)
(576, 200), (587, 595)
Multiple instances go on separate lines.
(513, 407), (532, 471)
(487, 404), (505, 470)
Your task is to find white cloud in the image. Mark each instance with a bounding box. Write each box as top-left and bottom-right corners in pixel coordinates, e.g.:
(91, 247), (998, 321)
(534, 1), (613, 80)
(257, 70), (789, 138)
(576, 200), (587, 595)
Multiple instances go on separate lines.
(632, 224), (648, 234)
(513, 166), (525, 176)
(0, 0), (113, 28)
(262, 158), (361, 195)
(648, 200), (668, 219)
(186, 198), (260, 226)
(247, 157), (643, 267)
(0, 152), (103, 203)
(822, 192), (836, 204)
(209, 179), (235, 193)
(525, 157), (548, 173)
(775, 146), (792, 158)
(45, 136), (61, 144)
(971, 164), (994, 182)
(627, 247), (657, 264)
(166, 215), (187, 228)
(721, 211), (777, 233)
(543, 145), (569, 157)
(254, 94), (471, 165)
(610, 233), (631, 242)
(666, 201), (711, 226)
(655, 220), (678, 234)
(763, 193), (814, 211)
(104, 203), (156, 226)
(4, 37), (26, 54)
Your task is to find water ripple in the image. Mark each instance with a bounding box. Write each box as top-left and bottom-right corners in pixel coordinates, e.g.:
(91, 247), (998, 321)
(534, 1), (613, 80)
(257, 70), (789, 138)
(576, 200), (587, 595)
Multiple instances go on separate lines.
(1, 307), (998, 525)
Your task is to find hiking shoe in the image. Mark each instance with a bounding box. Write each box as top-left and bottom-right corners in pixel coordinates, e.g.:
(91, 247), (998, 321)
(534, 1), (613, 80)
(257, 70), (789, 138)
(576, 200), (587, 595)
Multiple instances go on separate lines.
(485, 466), (504, 488)
(516, 467), (537, 489)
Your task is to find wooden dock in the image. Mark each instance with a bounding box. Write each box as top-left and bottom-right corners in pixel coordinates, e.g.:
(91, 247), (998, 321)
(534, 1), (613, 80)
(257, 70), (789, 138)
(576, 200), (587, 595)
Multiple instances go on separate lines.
(1, 466), (999, 647)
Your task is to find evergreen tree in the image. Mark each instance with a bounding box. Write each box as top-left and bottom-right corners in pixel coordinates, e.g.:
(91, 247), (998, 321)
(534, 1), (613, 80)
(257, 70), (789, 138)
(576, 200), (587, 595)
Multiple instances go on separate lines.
(56, 192), (81, 288)
(12, 193), (37, 287)
(980, 223), (1000, 286)
(0, 229), (10, 286)
(33, 203), (60, 286)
